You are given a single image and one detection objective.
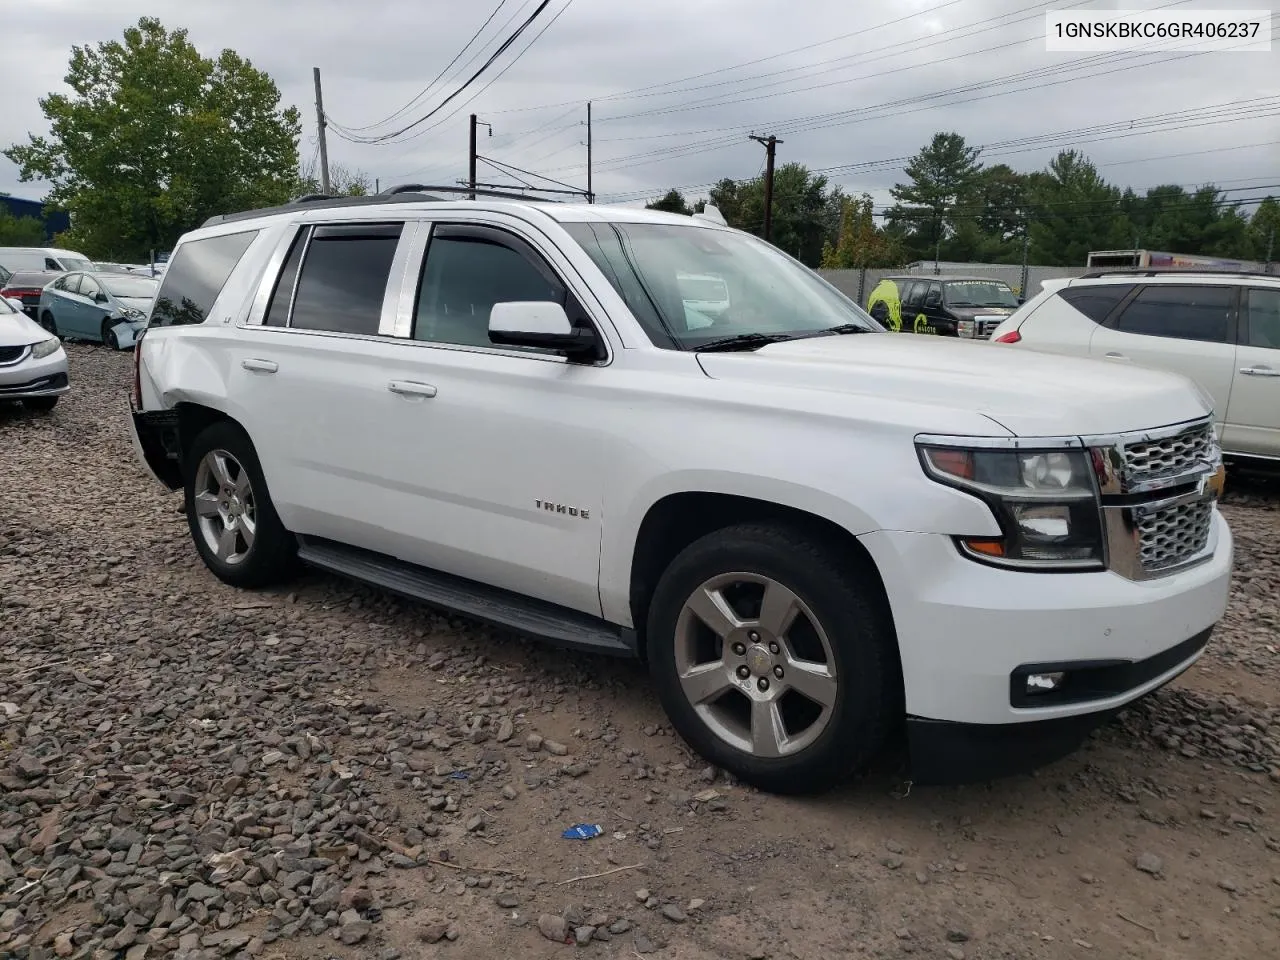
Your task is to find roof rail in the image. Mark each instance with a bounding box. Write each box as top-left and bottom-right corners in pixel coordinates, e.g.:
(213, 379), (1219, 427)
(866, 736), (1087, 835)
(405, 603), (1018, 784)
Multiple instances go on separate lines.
(1079, 268), (1277, 280)
(378, 182), (560, 202)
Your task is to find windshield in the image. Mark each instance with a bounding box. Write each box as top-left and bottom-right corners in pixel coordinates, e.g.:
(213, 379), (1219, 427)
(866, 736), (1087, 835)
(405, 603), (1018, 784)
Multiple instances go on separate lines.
(101, 275), (159, 299)
(563, 221), (879, 348)
(944, 280), (1018, 308)
(61, 256), (96, 272)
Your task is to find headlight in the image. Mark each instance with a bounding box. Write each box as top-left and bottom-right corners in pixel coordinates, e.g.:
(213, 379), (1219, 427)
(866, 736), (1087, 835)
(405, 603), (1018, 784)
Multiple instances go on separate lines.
(30, 337), (62, 359)
(917, 443), (1104, 570)
(124, 308), (145, 321)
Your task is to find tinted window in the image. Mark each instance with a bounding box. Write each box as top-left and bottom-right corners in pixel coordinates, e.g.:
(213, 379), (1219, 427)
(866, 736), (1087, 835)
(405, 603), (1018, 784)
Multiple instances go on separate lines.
(924, 283), (943, 307)
(44, 257), (59, 270)
(414, 233), (560, 348)
(1113, 285), (1233, 343)
(1244, 288), (1280, 349)
(263, 228), (307, 327)
(290, 223), (401, 336)
(902, 282), (924, 309)
(151, 230), (258, 327)
(1057, 284), (1134, 323)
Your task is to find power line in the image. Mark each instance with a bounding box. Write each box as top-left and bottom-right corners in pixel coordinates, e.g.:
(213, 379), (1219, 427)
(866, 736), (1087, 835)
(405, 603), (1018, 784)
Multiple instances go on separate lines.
(330, 0), (553, 144)
(330, 0), (512, 134)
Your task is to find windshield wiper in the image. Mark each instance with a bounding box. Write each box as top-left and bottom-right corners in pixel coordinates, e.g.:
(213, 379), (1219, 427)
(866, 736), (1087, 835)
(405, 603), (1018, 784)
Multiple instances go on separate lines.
(694, 333), (798, 353)
(823, 323), (873, 335)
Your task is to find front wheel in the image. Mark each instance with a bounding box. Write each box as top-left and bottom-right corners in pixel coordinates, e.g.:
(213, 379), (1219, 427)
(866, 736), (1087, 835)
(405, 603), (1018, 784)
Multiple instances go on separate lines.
(40, 312), (59, 336)
(101, 320), (120, 350)
(184, 420), (298, 588)
(647, 523), (898, 795)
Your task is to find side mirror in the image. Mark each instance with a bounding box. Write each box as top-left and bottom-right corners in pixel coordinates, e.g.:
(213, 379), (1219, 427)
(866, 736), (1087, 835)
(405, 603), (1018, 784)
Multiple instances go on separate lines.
(95, 292), (109, 304)
(1016, 297), (1026, 306)
(488, 301), (602, 361)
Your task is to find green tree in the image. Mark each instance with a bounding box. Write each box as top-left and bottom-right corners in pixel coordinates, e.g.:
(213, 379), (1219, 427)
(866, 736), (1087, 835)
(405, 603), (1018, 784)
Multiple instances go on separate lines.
(0, 208), (47, 245)
(645, 188), (692, 215)
(1027, 150), (1129, 266)
(4, 17), (301, 261)
(1247, 196), (1279, 262)
(820, 193), (902, 269)
(709, 164), (843, 265)
(886, 133), (983, 261)
(297, 161), (373, 198)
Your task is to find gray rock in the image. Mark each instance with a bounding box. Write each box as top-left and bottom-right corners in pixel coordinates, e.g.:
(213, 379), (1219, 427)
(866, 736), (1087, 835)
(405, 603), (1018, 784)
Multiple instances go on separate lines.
(634, 932), (659, 954)
(340, 919), (373, 945)
(609, 919), (632, 934)
(661, 904), (687, 923)
(1135, 852), (1163, 875)
(543, 740), (569, 756)
(574, 925), (596, 946)
(495, 893), (520, 908)
(538, 914), (570, 943)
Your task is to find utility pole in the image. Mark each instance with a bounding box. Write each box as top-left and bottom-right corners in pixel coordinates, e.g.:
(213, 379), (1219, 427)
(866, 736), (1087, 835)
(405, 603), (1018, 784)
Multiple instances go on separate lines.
(586, 102), (593, 204)
(312, 67), (331, 195)
(1020, 223), (1030, 300)
(749, 134), (782, 242)
(469, 114), (492, 199)
(375, 178), (379, 194)
(1266, 226), (1275, 274)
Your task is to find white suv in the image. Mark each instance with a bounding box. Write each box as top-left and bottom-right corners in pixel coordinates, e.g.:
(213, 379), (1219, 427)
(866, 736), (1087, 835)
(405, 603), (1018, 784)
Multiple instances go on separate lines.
(989, 270), (1280, 464)
(128, 187), (1233, 794)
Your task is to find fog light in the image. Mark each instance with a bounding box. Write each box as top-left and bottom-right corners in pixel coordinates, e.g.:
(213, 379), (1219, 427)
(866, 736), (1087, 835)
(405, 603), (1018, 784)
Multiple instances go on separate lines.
(1025, 671), (1066, 693)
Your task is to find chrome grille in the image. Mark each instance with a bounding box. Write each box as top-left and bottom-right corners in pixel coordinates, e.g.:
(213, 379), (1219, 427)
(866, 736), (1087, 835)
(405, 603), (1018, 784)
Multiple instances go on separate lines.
(0, 344), (30, 366)
(1120, 422), (1215, 486)
(1135, 500), (1213, 572)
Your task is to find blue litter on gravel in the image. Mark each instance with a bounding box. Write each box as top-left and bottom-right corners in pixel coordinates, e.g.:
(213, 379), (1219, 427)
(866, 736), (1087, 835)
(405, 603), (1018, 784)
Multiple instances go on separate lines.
(562, 824), (604, 840)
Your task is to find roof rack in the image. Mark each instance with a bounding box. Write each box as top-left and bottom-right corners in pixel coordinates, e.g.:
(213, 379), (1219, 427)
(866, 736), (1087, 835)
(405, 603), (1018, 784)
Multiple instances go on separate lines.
(1079, 268), (1276, 280)
(201, 183), (557, 227)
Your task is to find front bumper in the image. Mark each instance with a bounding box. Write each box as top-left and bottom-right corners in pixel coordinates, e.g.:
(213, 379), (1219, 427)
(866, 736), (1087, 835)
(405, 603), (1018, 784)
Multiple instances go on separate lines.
(0, 346), (70, 399)
(860, 512), (1232, 777)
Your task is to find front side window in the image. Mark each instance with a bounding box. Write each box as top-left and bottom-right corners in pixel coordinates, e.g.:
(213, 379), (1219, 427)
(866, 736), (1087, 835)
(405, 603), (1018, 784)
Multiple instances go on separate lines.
(79, 275), (102, 300)
(150, 230), (259, 327)
(1113, 285), (1233, 343)
(413, 227), (562, 349)
(1244, 288), (1280, 349)
(944, 280), (1017, 308)
(902, 281), (925, 310)
(562, 222), (877, 349)
(289, 223), (402, 336)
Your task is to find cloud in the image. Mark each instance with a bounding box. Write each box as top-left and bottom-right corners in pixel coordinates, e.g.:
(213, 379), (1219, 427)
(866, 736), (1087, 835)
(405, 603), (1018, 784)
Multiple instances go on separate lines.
(2, 0), (1276, 215)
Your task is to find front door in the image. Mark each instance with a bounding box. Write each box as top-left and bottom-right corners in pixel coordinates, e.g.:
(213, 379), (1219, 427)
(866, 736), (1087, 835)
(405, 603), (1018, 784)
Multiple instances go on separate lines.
(1223, 286), (1280, 458)
(1087, 283), (1238, 434)
(366, 220), (609, 615)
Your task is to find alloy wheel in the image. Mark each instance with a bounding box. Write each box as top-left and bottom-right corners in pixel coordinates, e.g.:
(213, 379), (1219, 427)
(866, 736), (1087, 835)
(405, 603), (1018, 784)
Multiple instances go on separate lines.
(192, 449), (257, 566)
(674, 572), (838, 758)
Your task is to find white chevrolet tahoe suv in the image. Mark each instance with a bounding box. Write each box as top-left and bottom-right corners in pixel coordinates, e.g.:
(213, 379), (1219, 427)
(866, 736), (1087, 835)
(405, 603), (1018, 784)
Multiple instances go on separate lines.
(128, 186), (1233, 795)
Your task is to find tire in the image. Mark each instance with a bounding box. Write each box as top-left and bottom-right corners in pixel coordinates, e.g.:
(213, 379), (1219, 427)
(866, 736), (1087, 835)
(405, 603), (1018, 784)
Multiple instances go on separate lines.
(40, 312), (58, 336)
(22, 396), (58, 412)
(647, 522), (896, 795)
(184, 420), (298, 588)
(101, 320), (120, 350)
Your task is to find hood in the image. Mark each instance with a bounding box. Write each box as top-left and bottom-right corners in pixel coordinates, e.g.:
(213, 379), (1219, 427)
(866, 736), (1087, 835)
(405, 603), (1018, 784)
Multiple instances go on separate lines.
(696, 333), (1211, 437)
(0, 309), (54, 347)
(116, 295), (155, 312)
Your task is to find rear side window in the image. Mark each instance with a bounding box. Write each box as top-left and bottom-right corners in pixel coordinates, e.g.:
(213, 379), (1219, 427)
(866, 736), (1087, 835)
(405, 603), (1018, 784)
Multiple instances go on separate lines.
(1056, 284), (1133, 323)
(1244, 288), (1280, 349)
(263, 228), (307, 327)
(1113, 285), (1233, 343)
(289, 223), (402, 336)
(150, 230), (259, 327)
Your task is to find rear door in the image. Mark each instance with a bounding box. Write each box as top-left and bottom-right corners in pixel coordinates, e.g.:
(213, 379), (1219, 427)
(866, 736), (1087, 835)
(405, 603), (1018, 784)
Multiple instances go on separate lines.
(902, 281), (926, 333)
(1223, 286), (1280, 458)
(1087, 283), (1237, 433)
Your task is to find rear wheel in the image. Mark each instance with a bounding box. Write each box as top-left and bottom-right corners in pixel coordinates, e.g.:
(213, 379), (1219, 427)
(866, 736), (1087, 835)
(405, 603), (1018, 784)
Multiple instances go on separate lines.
(647, 522), (897, 795)
(40, 312), (58, 336)
(184, 420), (298, 588)
(23, 396), (58, 412)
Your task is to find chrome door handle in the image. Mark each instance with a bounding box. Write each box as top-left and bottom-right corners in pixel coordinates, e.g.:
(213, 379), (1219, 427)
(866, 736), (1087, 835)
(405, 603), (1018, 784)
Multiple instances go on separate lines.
(1239, 365), (1280, 377)
(388, 380), (437, 398)
(241, 358), (278, 373)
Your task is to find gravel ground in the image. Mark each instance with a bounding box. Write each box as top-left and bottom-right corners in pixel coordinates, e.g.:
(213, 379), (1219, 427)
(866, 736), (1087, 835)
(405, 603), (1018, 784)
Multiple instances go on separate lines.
(2, 343), (1278, 960)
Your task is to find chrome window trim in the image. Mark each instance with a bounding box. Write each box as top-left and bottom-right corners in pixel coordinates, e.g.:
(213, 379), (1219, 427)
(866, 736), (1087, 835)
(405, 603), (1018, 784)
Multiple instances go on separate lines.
(392, 222), (430, 339)
(379, 221), (419, 337)
(914, 433), (1083, 451)
(243, 222), (303, 327)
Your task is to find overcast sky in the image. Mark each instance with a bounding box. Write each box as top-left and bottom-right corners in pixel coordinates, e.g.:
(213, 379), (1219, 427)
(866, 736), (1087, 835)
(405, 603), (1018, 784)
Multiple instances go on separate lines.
(2, 0), (1277, 211)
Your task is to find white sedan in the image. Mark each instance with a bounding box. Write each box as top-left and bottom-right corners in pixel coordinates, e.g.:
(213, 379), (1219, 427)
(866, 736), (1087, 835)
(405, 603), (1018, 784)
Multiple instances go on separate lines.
(0, 295), (68, 412)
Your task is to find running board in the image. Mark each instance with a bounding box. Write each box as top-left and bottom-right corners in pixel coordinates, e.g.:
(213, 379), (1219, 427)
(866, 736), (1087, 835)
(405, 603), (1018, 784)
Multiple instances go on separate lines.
(295, 536), (635, 657)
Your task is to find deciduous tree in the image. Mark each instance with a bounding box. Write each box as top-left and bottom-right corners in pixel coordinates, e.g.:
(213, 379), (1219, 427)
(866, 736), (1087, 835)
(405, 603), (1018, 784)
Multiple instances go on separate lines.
(4, 17), (302, 261)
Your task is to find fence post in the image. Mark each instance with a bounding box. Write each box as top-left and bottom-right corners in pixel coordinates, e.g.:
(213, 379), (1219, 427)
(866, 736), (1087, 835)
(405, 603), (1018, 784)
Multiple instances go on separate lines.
(857, 267), (867, 304)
